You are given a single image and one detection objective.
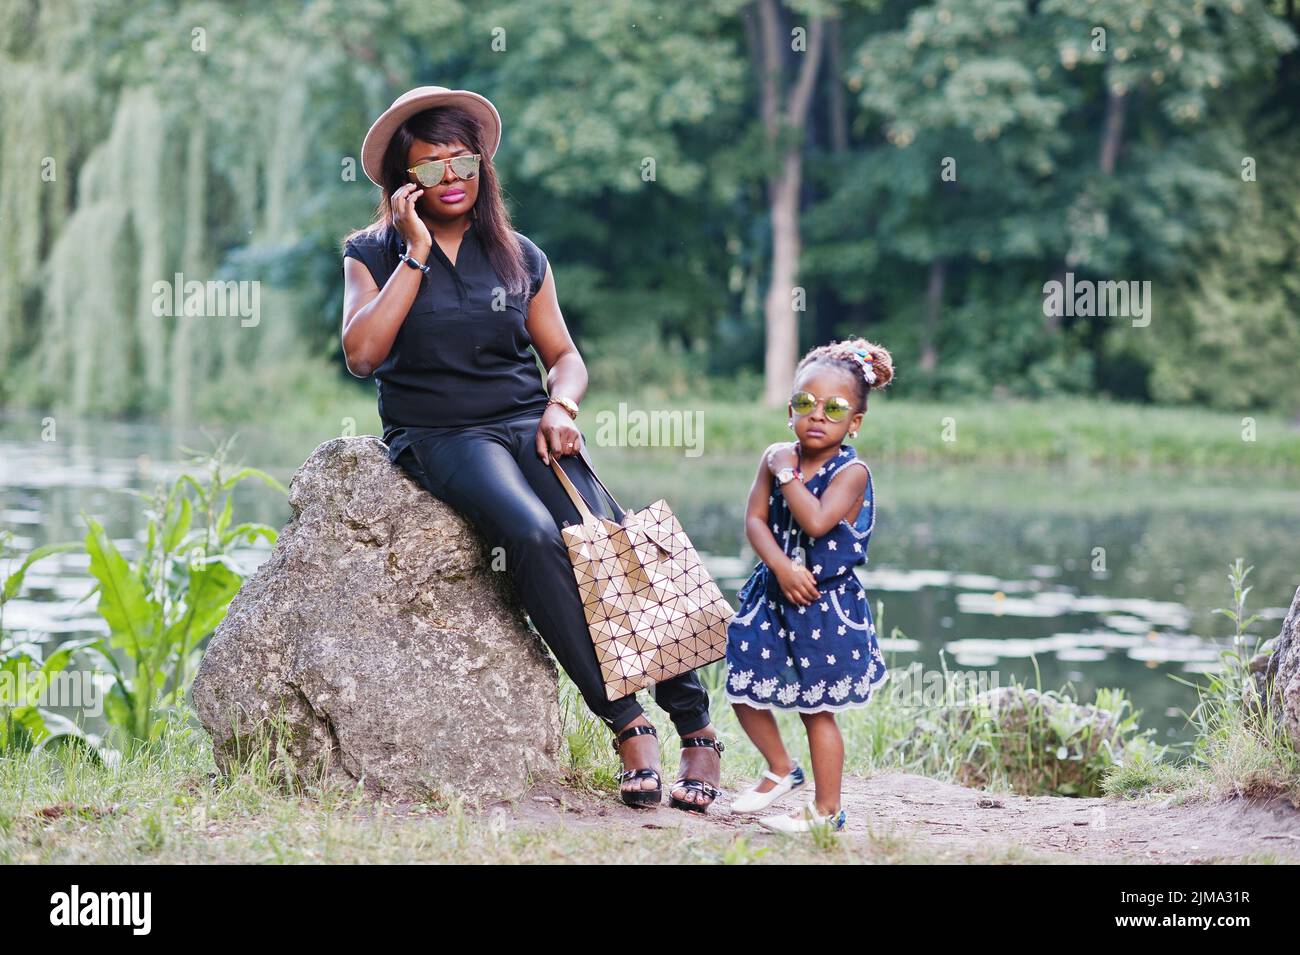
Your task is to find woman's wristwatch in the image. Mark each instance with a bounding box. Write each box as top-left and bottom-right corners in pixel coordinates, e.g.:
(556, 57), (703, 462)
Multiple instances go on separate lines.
(399, 251), (430, 274)
(547, 396), (579, 420)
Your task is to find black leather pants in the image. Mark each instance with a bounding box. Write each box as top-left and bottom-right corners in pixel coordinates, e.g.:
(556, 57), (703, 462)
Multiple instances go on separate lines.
(394, 411), (712, 737)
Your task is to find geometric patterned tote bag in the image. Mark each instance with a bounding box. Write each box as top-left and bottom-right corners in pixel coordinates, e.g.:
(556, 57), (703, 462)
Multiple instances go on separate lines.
(549, 457), (735, 700)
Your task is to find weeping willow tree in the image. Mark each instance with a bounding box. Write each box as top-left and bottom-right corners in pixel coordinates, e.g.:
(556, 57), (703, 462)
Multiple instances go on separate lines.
(0, 1), (85, 396)
(0, 0), (440, 423)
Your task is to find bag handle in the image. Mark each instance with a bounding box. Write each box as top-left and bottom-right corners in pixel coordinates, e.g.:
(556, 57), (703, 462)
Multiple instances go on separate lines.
(573, 446), (626, 517)
(548, 457), (600, 525)
(548, 453), (628, 527)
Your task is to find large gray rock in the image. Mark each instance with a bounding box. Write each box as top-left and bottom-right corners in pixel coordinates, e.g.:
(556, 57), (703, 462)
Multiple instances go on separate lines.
(1262, 584), (1300, 751)
(191, 436), (564, 803)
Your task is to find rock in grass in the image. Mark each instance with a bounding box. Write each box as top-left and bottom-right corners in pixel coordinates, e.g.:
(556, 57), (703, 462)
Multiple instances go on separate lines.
(190, 436), (564, 803)
(1262, 585), (1300, 751)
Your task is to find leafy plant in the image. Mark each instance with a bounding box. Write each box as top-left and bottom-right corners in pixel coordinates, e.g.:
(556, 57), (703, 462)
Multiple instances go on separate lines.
(81, 436), (283, 750)
(885, 651), (1163, 797)
(0, 638), (104, 757)
(1, 532), (78, 637)
(0, 531), (102, 756)
(1211, 557), (1265, 707)
(1175, 559), (1300, 803)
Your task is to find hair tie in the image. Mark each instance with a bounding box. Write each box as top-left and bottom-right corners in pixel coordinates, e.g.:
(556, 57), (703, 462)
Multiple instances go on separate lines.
(852, 348), (877, 386)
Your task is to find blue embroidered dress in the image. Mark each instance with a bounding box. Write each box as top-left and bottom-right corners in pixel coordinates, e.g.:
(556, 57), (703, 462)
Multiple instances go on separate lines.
(725, 443), (887, 713)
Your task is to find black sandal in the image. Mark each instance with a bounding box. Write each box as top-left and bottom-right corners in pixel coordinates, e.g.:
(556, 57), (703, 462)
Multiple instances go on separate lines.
(612, 724), (662, 808)
(669, 735), (725, 813)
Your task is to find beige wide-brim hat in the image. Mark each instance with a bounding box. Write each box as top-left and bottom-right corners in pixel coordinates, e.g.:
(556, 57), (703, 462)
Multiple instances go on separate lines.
(360, 85), (502, 187)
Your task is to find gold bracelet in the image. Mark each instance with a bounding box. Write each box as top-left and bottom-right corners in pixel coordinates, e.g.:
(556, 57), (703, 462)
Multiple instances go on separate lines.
(547, 396), (579, 420)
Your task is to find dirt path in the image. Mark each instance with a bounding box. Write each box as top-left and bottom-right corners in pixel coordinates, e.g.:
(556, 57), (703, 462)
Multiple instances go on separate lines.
(489, 772), (1300, 863)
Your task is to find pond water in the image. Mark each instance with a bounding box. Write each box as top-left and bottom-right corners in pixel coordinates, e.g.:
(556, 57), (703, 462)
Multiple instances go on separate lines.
(3, 412), (1298, 746)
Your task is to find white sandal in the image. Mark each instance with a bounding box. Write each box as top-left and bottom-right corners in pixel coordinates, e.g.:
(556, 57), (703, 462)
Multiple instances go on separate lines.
(729, 764), (806, 814)
(758, 801), (847, 834)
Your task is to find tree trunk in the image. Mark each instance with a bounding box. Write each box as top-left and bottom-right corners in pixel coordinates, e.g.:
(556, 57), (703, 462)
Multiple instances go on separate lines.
(920, 258), (945, 373)
(1044, 263), (1066, 334)
(826, 18), (848, 155)
(752, 0), (825, 406)
(1098, 86), (1127, 175)
(764, 151), (804, 405)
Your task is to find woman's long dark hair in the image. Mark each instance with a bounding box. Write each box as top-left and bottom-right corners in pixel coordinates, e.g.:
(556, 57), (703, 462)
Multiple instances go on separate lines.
(344, 105), (531, 297)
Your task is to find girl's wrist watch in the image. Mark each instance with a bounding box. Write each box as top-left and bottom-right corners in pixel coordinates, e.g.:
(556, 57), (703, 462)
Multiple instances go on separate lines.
(775, 466), (797, 486)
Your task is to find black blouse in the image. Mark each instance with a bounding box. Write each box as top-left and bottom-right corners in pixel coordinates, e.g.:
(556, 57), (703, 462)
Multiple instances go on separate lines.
(343, 221), (553, 464)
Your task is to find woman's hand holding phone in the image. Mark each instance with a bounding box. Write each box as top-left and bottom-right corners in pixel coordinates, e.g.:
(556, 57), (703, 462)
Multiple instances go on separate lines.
(391, 183), (432, 260)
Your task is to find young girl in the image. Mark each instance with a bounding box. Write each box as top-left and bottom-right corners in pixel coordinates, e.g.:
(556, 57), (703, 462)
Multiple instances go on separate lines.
(724, 337), (893, 832)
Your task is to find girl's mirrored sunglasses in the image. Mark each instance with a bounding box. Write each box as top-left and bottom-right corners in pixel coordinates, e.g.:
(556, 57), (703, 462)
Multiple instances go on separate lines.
(790, 390), (853, 422)
(407, 154), (481, 187)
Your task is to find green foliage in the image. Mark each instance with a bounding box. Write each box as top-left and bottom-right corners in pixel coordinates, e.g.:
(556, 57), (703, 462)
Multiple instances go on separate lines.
(1175, 558), (1300, 804)
(884, 655), (1165, 796)
(2, 0), (1299, 420)
(81, 436), (282, 750)
(0, 639), (103, 758)
(819, 0), (1298, 405)
(1138, 144), (1300, 411)
(1, 535), (78, 626)
(1101, 747), (1187, 797)
(0, 531), (99, 756)
(582, 388), (1300, 471)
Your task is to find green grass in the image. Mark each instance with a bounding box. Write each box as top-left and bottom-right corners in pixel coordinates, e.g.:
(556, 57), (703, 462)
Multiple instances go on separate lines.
(0, 701), (1060, 865)
(1104, 560), (1300, 807)
(172, 360), (1300, 475)
(1, 643), (1292, 864)
(579, 390), (1300, 473)
(0, 644), (1155, 865)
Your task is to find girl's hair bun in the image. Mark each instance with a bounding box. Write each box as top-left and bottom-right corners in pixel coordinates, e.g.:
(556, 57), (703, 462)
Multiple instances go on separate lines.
(841, 338), (894, 391)
(796, 337), (895, 410)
